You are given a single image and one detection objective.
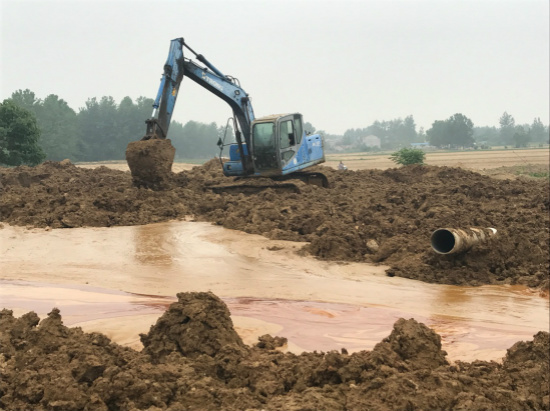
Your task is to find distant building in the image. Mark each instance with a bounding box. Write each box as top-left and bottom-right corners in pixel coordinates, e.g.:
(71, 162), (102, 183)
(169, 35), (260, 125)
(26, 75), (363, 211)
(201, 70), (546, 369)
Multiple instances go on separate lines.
(358, 135), (381, 148)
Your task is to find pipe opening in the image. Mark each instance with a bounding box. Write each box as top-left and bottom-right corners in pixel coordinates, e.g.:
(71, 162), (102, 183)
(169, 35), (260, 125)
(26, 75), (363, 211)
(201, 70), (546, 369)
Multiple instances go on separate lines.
(431, 229), (455, 254)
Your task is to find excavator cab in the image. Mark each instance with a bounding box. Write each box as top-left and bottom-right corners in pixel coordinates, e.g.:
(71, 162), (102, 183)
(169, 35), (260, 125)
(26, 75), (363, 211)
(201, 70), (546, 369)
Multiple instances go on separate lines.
(223, 113), (325, 181)
(252, 113), (304, 174)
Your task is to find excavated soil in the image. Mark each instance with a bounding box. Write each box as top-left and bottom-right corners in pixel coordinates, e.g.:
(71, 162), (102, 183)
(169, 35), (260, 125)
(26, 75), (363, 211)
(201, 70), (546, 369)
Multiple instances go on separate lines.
(126, 139), (176, 190)
(1, 160), (549, 410)
(1, 292), (549, 411)
(1, 159), (548, 290)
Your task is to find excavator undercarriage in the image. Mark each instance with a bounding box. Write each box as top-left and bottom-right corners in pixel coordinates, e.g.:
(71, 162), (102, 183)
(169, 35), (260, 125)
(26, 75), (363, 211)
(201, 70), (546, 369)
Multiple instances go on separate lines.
(206, 171), (329, 195)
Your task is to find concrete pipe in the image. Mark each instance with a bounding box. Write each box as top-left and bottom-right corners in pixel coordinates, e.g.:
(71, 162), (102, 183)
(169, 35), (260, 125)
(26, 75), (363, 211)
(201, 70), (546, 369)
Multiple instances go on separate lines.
(431, 227), (497, 255)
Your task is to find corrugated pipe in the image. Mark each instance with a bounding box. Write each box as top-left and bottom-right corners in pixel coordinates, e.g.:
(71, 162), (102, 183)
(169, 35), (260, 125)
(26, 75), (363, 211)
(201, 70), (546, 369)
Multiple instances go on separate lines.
(431, 227), (497, 255)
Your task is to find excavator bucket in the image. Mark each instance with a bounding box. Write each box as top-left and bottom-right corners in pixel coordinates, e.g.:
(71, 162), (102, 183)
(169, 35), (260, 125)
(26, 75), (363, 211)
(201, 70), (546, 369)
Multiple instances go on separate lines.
(126, 139), (176, 190)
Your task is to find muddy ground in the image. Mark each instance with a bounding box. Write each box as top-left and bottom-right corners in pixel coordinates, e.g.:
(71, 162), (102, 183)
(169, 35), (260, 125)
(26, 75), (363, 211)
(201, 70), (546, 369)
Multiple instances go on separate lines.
(1, 159), (548, 289)
(1, 292), (548, 411)
(1, 160), (549, 410)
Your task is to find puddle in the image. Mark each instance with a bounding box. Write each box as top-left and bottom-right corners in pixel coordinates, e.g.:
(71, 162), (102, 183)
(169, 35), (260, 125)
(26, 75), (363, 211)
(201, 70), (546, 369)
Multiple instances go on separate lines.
(1, 221), (548, 362)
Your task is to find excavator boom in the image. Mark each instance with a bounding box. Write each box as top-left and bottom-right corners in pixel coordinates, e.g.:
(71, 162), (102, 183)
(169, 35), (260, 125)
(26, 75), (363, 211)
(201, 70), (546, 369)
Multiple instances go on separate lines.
(126, 37), (325, 190)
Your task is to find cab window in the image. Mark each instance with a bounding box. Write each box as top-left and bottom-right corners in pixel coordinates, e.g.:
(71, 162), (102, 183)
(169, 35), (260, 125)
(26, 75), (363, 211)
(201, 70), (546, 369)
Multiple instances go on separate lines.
(253, 122), (275, 148)
(279, 120), (295, 149)
(293, 115), (303, 144)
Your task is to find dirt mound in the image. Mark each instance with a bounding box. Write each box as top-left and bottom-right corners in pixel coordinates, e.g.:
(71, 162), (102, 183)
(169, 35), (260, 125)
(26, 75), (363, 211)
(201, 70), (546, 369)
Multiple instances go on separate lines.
(0, 161), (190, 228)
(140, 292), (247, 361)
(372, 317), (449, 370)
(0, 293), (548, 411)
(1, 160), (548, 289)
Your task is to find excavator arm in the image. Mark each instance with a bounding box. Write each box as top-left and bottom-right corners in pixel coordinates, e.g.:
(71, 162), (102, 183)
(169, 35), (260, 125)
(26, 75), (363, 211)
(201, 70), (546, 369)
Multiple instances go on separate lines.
(143, 39), (185, 140)
(143, 38), (255, 173)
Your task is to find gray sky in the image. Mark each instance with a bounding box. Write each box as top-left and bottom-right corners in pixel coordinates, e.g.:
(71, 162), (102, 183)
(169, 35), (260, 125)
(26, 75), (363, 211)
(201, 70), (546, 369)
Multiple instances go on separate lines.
(1, 0), (548, 135)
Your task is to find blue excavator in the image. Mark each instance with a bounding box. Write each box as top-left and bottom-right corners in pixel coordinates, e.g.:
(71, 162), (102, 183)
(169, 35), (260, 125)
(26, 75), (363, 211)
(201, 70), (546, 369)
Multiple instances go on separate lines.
(126, 38), (327, 190)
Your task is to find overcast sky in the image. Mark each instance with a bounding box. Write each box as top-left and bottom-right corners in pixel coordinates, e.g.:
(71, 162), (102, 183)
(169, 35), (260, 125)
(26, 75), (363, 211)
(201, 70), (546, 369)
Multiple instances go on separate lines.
(1, 0), (548, 135)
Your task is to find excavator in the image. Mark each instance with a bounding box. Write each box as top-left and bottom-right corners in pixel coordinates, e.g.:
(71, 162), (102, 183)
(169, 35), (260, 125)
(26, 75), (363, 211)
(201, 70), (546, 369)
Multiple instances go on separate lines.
(126, 38), (327, 191)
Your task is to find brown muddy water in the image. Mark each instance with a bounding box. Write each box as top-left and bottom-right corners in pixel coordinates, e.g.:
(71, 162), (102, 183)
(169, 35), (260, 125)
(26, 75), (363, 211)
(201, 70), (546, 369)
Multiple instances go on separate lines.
(1, 221), (548, 362)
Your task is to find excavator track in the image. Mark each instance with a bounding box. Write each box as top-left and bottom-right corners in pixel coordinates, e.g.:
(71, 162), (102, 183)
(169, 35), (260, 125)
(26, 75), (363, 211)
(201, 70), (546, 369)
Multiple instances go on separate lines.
(206, 172), (329, 195)
(273, 172), (330, 188)
(208, 182), (301, 195)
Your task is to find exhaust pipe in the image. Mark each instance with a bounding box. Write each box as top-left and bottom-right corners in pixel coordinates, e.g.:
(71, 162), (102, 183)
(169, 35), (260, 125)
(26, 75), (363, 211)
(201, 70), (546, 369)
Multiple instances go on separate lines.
(431, 227), (497, 255)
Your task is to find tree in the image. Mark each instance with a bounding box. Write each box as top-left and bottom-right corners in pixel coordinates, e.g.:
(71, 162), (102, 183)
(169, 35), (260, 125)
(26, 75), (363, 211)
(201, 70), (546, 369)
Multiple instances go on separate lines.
(389, 147), (425, 166)
(303, 121), (316, 134)
(0, 99), (46, 166)
(426, 113), (475, 148)
(10, 90), (79, 161)
(77, 96), (131, 161)
(499, 111), (515, 145)
(530, 117), (548, 144)
(88, 95), (154, 161)
(115, 96), (155, 153)
(171, 120), (221, 159)
(10, 89), (39, 112)
(448, 113), (475, 147)
(417, 127), (427, 142)
(402, 115), (418, 144)
(473, 126), (499, 146)
(36, 94), (78, 161)
(513, 126), (530, 148)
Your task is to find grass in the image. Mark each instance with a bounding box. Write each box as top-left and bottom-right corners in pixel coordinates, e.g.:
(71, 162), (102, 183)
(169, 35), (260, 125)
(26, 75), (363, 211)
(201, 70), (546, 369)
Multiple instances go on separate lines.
(526, 171), (549, 178)
(513, 165), (550, 179)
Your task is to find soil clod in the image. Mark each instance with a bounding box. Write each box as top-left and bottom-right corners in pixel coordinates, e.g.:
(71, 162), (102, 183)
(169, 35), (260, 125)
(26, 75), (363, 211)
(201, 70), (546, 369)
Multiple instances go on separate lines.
(125, 139), (176, 190)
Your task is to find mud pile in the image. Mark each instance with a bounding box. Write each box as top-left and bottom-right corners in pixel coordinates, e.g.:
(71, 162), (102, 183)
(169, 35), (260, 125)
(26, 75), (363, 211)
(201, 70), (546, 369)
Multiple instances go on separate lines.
(126, 139), (176, 190)
(0, 160), (548, 289)
(1, 292), (548, 411)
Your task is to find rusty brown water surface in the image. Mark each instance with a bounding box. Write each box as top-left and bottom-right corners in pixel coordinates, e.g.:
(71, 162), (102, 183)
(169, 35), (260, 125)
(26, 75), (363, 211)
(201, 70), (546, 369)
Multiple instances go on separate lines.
(1, 221), (547, 362)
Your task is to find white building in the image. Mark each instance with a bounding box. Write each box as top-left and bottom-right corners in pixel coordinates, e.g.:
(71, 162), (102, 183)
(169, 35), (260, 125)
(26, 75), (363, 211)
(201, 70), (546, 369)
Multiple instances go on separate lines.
(357, 135), (381, 148)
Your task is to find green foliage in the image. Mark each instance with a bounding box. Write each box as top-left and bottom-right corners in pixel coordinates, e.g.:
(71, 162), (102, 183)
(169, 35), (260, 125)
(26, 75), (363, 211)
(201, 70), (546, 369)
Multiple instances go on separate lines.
(303, 121), (316, 135)
(473, 126), (499, 146)
(426, 113), (475, 148)
(5, 89), (550, 162)
(11, 89), (79, 161)
(513, 126), (530, 148)
(389, 147), (425, 166)
(528, 171), (549, 178)
(171, 120), (227, 159)
(76, 96), (120, 161)
(0, 99), (46, 166)
(499, 111), (516, 145)
(530, 117), (549, 143)
(514, 166), (549, 179)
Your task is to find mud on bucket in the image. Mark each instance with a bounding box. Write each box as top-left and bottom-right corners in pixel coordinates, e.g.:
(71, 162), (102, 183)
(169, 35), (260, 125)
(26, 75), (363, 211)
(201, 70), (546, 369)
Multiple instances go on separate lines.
(431, 227), (497, 255)
(126, 139), (176, 190)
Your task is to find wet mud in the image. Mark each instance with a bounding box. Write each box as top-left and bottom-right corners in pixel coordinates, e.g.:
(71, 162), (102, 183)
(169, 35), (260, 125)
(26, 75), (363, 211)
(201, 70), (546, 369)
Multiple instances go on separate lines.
(1, 160), (549, 410)
(1, 293), (548, 411)
(4, 276), (546, 363)
(1, 160), (548, 290)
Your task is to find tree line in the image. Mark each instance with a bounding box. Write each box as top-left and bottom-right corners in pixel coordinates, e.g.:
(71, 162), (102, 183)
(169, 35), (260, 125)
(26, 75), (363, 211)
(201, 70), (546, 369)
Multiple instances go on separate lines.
(322, 113), (548, 153)
(1, 88), (549, 166)
(1, 89), (229, 166)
